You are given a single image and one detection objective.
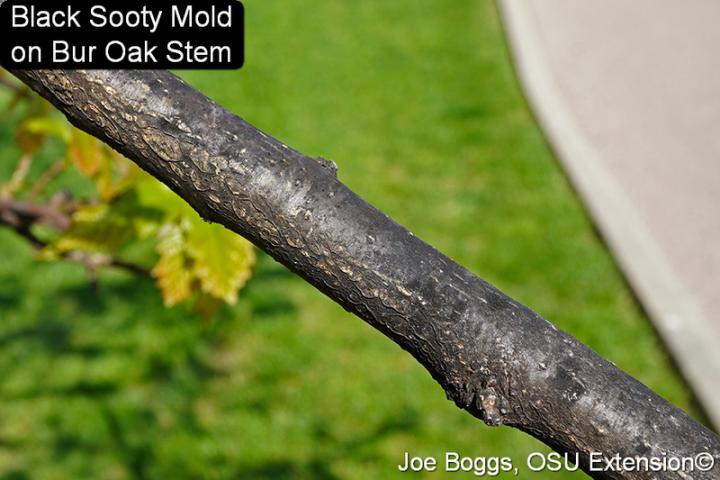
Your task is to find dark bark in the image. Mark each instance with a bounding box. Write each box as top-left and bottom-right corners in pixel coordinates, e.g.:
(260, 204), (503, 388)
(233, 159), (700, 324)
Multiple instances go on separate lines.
(10, 69), (719, 479)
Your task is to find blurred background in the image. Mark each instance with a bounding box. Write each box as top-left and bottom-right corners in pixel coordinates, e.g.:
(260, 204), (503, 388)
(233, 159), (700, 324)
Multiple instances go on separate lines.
(0, 1), (707, 479)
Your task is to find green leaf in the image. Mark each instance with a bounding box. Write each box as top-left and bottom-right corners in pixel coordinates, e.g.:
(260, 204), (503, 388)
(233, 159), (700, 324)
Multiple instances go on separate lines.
(55, 203), (133, 254)
(53, 191), (164, 255)
(21, 116), (73, 143)
(135, 178), (194, 219)
(14, 113), (72, 155)
(3, 72), (255, 313)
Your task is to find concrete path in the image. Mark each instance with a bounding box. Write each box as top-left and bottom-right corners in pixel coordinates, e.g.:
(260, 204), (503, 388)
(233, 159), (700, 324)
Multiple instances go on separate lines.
(500, 0), (720, 428)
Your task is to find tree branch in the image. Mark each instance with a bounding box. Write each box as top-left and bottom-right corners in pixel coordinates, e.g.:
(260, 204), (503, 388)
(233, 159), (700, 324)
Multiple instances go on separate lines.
(3, 153), (33, 196)
(28, 157), (66, 199)
(0, 194), (150, 277)
(9, 69), (719, 479)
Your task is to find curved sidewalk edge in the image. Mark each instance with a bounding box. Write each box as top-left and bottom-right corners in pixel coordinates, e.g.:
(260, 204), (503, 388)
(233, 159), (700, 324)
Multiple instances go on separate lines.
(499, 0), (720, 429)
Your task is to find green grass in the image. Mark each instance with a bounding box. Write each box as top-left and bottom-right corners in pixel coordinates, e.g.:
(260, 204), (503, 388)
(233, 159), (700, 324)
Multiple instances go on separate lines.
(0, 1), (700, 479)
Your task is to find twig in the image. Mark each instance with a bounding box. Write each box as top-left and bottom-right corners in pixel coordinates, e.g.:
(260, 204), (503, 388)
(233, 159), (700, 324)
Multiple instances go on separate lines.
(0, 195), (150, 277)
(3, 153), (33, 196)
(0, 208), (45, 249)
(0, 195), (71, 230)
(65, 250), (151, 278)
(28, 158), (66, 199)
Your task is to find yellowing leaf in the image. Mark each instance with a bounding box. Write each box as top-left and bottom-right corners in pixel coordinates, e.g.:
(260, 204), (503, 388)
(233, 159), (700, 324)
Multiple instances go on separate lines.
(185, 219), (255, 305)
(52, 190), (163, 255)
(68, 130), (103, 176)
(152, 223), (194, 307)
(102, 149), (143, 199)
(55, 204), (132, 254)
(17, 116), (72, 154)
(4, 76), (256, 314)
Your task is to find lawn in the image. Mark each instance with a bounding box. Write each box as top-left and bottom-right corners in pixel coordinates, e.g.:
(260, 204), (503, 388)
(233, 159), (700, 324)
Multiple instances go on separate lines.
(0, 1), (700, 479)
